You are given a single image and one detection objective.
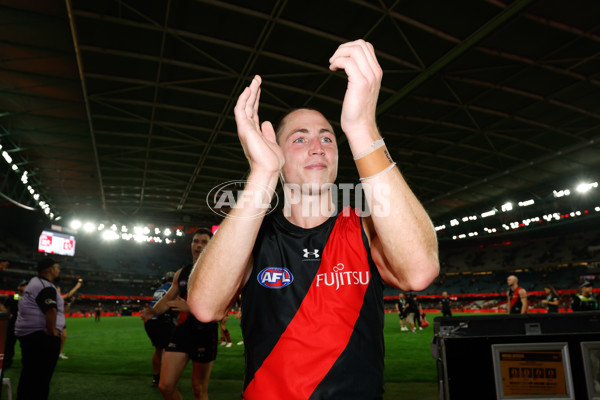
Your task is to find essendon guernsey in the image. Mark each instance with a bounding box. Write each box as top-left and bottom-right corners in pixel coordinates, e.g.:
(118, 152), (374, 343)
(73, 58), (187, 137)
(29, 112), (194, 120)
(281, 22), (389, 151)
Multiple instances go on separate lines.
(241, 207), (385, 399)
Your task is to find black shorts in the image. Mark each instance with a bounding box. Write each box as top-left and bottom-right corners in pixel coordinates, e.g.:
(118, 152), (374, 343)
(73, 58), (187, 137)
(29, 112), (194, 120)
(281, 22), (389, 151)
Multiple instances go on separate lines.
(144, 318), (175, 348)
(166, 319), (218, 363)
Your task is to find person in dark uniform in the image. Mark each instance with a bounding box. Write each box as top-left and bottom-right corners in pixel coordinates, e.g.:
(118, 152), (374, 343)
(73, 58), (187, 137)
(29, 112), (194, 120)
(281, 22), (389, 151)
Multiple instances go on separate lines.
(2, 279), (27, 368)
(405, 293), (419, 333)
(142, 271), (176, 387)
(94, 302), (102, 322)
(571, 281), (598, 311)
(141, 228), (217, 400)
(542, 285), (560, 313)
(394, 292), (408, 331)
(188, 40), (440, 399)
(440, 291), (453, 317)
(507, 275), (528, 314)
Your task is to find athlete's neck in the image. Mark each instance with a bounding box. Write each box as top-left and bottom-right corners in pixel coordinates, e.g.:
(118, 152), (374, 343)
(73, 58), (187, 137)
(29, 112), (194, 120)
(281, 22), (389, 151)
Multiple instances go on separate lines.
(282, 186), (335, 229)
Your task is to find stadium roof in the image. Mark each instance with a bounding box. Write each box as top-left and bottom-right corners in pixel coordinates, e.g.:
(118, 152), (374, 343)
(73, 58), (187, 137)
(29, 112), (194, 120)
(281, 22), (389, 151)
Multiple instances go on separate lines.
(1, 0), (599, 228)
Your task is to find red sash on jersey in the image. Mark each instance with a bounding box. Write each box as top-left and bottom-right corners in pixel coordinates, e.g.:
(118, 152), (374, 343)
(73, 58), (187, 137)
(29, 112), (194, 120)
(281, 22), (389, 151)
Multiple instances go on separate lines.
(176, 303), (188, 325)
(510, 286), (523, 308)
(243, 208), (370, 400)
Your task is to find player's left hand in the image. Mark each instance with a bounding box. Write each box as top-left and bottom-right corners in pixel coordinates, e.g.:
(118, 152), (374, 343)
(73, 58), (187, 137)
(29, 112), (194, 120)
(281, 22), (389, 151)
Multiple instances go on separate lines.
(329, 39), (382, 138)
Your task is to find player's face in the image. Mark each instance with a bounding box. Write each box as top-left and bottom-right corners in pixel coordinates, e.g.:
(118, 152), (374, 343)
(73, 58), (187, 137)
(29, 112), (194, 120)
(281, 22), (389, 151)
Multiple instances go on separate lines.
(278, 109), (338, 192)
(582, 286), (592, 296)
(191, 233), (210, 263)
(507, 276), (515, 286)
(51, 263), (60, 279)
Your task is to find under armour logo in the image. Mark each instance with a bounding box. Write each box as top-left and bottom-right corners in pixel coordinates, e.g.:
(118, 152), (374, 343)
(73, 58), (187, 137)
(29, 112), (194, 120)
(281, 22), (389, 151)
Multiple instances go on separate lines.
(303, 249), (320, 258)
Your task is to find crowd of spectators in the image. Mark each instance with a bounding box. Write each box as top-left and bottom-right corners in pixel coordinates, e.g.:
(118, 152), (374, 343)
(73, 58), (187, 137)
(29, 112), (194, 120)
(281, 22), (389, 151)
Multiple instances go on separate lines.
(1, 213), (598, 315)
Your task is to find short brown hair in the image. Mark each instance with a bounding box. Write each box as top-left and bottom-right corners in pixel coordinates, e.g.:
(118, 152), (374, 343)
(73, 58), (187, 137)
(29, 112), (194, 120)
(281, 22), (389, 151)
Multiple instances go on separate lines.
(192, 227), (213, 238)
(275, 107), (331, 143)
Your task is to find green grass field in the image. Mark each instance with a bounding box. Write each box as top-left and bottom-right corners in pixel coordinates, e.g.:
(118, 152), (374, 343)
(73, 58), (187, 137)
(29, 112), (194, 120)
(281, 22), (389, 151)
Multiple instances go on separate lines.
(3, 313), (442, 399)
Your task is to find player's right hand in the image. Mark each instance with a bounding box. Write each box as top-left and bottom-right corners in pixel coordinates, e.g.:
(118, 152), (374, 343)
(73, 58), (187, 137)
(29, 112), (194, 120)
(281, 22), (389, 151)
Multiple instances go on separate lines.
(234, 75), (284, 176)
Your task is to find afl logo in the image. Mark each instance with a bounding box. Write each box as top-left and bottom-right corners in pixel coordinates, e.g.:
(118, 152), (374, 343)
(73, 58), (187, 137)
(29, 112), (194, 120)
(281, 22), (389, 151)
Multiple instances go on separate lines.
(206, 180), (278, 220)
(258, 267), (294, 289)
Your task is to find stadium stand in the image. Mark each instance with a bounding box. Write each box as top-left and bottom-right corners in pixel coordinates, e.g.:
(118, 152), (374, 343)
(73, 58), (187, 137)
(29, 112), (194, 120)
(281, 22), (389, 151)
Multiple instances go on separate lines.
(2, 205), (599, 316)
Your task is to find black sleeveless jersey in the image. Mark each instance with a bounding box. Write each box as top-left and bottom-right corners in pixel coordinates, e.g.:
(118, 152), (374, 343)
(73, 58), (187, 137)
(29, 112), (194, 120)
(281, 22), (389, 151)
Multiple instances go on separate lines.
(508, 286), (524, 314)
(177, 263), (207, 328)
(241, 207), (385, 400)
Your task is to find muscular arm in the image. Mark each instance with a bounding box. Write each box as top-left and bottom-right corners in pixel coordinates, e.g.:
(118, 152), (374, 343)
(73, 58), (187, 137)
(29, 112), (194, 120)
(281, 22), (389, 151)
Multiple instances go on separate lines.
(189, 76), (283, 323)
(329, 40), (439, 291)
(547, 297), (559, 306)
(63, 279), (83, 299)
(141, 269), (182, 322)
(519, 289), (528, 314)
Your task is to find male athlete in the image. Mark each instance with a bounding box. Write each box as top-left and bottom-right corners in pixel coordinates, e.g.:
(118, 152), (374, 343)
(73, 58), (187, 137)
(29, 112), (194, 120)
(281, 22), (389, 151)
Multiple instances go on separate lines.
(506, 275), (528, 314)
(141, 228), (217, 400)
(188, 40), (439, 399)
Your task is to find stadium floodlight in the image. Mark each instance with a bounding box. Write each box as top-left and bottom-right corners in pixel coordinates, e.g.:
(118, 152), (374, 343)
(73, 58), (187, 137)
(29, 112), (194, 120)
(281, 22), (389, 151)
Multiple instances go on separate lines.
(553, 189), (570, 198)
(155, 228), (161, 235)
(83, 222), (95, 232)
(435, 225), (446, 231)
(44, 208), (50, 215)
(70, 220), (82, 230)
(450, 219), (459, 226)
(121, 225), (127, 232)
(33, 193), (39, 200)
(481, 210), (496, 218)
(97, 224), (105, 230)
(102, 230), (119, 241)
(21, 171), (28, 184)
(2, 151), (12, 164)
(11, 164), (18, 171)
(134, 226), (143, 234)
(164, 228), (172, 236)
(518, 199), (534, 207)
(501, 202), (513, 212)
(576, 182), (598, 193)
(143, 227), (150, 235)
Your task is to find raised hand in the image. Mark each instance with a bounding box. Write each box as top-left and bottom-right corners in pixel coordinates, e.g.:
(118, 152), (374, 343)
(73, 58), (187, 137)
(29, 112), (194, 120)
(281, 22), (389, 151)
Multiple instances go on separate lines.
(329, 40), (382, 139)
(234, 75), (285, 175)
